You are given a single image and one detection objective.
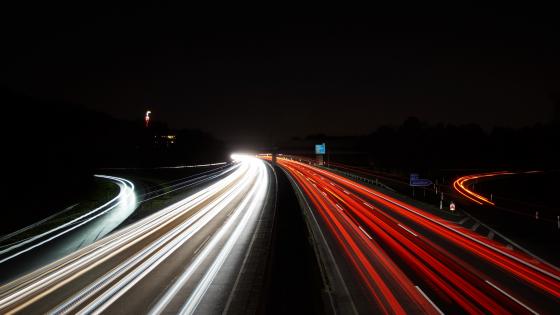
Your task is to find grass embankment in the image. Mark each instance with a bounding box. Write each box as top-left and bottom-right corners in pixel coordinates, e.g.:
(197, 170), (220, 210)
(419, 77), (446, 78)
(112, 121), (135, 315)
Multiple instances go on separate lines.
(0, 179), (119, 247)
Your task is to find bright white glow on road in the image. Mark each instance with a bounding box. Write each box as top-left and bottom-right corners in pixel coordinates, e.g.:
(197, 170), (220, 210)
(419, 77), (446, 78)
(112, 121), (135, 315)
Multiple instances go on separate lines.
(230, 153), (256, 162)
(156, 162), (228, 169)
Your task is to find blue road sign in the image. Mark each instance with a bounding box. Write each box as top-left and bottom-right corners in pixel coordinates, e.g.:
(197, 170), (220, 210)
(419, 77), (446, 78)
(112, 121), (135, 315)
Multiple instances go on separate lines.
(410, 173), (433, 186)
(315, 143), (326, 155)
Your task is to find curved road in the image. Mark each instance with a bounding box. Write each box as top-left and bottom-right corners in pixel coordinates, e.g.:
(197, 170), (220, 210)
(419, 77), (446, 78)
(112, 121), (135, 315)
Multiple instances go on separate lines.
(0, 175), (136, 283)
(0, 156), (275, 314)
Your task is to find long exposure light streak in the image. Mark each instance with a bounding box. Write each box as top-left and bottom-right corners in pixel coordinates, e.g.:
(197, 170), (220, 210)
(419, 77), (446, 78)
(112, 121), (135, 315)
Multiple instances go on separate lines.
(0, 156), (269, 315)
(0, 175), (136, 264)
(453, 171), (514, 205)
(273, 157), (559, 314)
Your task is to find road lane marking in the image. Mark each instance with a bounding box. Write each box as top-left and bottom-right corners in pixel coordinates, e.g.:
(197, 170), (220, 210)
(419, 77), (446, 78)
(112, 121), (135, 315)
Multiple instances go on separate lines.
(358, 226), (372, 240)
(415, 286), (444, 315)
(335, 204), (343, 211)
(485, 280), (539, 315)
(363, 202), (373, 209)
(398, 224), (418, 237)
(194, 236), (211, 255)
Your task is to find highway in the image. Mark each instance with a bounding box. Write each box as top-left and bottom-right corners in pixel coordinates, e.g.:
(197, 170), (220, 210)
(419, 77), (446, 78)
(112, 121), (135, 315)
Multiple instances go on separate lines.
(0, 155), (274, 314)
(276, 157), (560, 314)
(0, 164), (236, 284)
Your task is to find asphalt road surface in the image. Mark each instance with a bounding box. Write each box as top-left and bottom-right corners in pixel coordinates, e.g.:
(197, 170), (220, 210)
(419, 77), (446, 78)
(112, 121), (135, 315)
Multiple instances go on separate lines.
(0, 155), (275, 314)
(277, 157), (560, 315)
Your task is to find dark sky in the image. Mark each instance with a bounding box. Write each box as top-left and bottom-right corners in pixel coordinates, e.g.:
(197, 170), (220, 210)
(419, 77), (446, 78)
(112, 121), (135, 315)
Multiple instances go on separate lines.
(3, 4), (559, 146)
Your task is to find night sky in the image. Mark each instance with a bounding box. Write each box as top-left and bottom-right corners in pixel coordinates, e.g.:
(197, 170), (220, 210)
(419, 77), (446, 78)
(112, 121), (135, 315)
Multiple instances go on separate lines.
(3, 4), (559, 146)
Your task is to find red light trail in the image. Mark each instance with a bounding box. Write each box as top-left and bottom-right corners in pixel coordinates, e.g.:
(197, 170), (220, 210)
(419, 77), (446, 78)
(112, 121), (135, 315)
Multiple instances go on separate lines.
(267, 156), (560, 314)
(452, 171), (514, 205)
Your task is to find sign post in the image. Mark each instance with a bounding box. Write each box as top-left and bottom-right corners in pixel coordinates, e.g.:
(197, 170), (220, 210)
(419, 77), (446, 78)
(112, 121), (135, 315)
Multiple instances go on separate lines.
(315, 143), (326, 166)
(410, 173), (432, 199)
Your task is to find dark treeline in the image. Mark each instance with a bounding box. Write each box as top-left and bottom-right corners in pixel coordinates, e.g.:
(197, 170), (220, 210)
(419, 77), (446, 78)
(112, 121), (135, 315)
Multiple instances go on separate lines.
(299, 116), (560, 176)
(2, 89), (228, 232)
(360, 117), (560, 173)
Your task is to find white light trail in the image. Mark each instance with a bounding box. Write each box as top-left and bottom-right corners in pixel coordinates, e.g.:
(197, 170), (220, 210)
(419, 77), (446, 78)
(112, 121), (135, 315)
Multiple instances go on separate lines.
(178, 158), (267, 314)
(146, 156), (267, 314)
(72, 163), (259, 314)
(0, 165), (246, 312)
(0, 176), (136, 264)
(0, 156), (270, 315)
